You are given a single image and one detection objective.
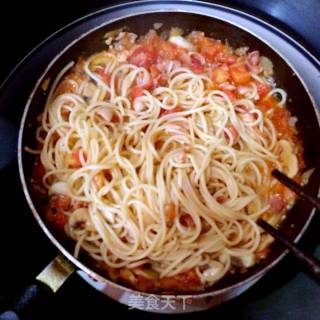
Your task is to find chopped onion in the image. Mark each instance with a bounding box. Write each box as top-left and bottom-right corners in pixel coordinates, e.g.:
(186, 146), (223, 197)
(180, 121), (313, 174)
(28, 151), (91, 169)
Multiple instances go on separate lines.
(49, 182), (68, 196)
(169, 27), (183, 37)
(277, 140), (298, 178)
(239, 254), (256, 268)
(301, 168), (315, 186)
(202, 262), (224, 282)
(153, 22), (163, 30)
(169, 35), (194, 51)
(289, 116), (298, 127)
(104, 28), (123, 39)
(83, 82), (97, 98)
(261, 56), (274, 77)
(234, 46), (249, 56)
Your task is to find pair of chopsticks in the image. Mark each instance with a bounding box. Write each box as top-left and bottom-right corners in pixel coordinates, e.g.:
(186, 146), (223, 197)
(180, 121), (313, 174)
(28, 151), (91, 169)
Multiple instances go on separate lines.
(257, 170), (320, 281)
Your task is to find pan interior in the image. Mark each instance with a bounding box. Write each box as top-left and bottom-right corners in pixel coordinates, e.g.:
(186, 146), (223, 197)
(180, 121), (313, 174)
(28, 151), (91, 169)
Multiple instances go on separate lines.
(20, 11), (320, 294)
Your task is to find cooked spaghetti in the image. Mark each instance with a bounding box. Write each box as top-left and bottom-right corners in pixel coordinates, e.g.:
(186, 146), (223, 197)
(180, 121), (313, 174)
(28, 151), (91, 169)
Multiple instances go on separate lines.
(30, 28), (306, 292)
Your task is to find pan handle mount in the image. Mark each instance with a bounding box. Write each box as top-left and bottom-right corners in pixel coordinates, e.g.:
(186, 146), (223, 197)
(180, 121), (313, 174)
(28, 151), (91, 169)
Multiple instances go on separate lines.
(0, 254), (75, 320)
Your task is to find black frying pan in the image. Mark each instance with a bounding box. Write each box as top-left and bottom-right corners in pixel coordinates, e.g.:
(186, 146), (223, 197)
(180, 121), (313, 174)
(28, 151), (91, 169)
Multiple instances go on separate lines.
(2, 8), (320, 318)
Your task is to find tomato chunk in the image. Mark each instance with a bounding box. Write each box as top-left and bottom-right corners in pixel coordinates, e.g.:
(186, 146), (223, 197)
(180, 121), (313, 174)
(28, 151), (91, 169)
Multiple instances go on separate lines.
(269, 194), (285, 212)
(128, 46), (157, 69)
(255, 247), (270, 259)
(93, 66), (111, 84)
(225, 125), (239, 144)
(269, 107), (292, 137)
(180, 213), (195, 228)
(160, 106), (183, 116)
(229, 63), (251, 85)
(210, 67), (230, 84)
(46, 194), (71, 230)
(222, 89), (237, 102)
(71, 150), (86, 168)
(257, 82), (272, 98)
(193, 35), (224, 61)
(165, 203), (176, 225)
(160, 269), (201, 292)
(190, 54), (206, 74)
(158, 41), (178, 60)
(128, 86), (145, 102)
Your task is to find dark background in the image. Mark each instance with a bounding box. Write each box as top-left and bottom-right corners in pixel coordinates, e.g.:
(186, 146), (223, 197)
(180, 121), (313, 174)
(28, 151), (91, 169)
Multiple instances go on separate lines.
(0, 1), (320, 319)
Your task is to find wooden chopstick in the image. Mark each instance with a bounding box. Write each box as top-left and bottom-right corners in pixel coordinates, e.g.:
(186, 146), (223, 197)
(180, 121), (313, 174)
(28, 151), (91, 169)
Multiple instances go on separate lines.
(272, 169), (320, 211)
(257, 219), (320, 281)
(257, 169), (320, 281)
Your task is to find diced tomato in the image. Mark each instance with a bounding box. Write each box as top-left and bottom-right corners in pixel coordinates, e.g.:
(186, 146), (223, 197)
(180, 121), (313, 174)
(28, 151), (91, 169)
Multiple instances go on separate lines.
(141, 30), (162, 48)
(269, 194), (284, 212)
(271, 182), (296, 205)
(165, 203), (176, 225)
(33, 160), (46, 184)
(210, 67), (230, 84)
(144, 78), (154, 90)
(201, 43), (224, 61)
(150, 65), (161, 78)
(160, 106), (183, 116)
(128, 86), (145, 102)
(229, 63), (251, 85)
(257, 96), (277, 112)
(158, 41), (178, 60)
(216, 195), (225, 204)
(180, 213), (195, 228)
(50, 194), (71, 211)
(71, 150), (86, 168)
(257, 82), (272, 98)
(269, 107), (292, 137)
(135, 275), (158, 292)
(222, 89), (237, 101)
(150, 65), (168, 87)
(216, 53), (238, 65)
(61, 107), (71, 119)
(47, 210), (69, 230)
(200, 217), (211, 233)
(197, 37), (224, 61)
(190, 54), (206, 74)
(255, 247), (270, 259)
(160, 269), (201, 292)
(55, 80), (77, 96)
(93, 66), (111, 84)
(128, 46), (157, 69)
(225, 125), (239, 144)
(46, 194), (71, 230)
(296, 146), (305, 172)
(129, 72), (155, 101)
(229, 125), (239, 141)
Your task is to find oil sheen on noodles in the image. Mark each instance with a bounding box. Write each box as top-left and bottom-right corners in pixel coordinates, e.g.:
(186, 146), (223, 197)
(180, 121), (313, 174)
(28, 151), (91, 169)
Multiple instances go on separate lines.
(35, 32), (300, 291)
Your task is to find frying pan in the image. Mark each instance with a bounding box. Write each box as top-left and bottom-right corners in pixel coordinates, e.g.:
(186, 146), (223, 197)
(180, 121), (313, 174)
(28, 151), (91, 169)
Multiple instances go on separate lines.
(3, 5), (320, 317)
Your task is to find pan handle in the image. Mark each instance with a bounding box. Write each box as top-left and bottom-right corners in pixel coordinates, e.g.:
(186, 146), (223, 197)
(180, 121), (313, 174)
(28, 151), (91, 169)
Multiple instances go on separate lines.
(0, 254), (75, 320)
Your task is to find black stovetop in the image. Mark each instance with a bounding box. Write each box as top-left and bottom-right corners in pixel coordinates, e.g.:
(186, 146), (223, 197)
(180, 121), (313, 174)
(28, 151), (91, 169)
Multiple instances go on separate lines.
(0, 1), (319, 319)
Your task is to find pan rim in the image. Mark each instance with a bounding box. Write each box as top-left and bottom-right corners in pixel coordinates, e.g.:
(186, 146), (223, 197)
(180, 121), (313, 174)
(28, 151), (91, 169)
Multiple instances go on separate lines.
(17, 4), (320, 300)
